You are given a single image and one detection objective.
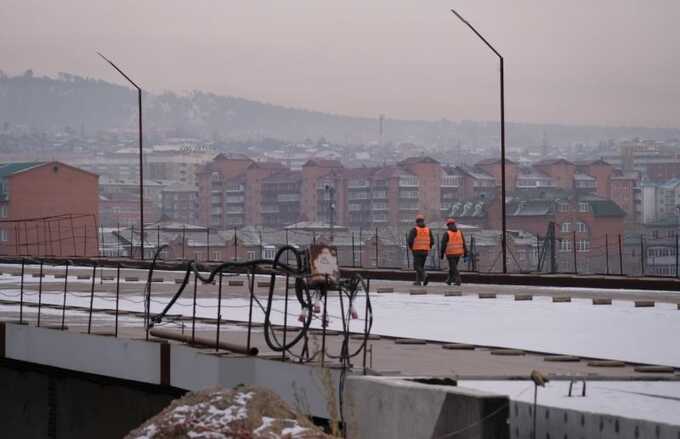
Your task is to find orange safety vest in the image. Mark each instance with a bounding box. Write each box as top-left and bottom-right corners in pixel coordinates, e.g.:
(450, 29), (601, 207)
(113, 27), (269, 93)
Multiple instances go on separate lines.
(412, 226), (431, 251)
(446, 230), (464, 256)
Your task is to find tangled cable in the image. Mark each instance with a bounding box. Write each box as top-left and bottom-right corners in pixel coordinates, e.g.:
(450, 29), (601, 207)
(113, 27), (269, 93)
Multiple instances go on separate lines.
(146, 244), (373, 368)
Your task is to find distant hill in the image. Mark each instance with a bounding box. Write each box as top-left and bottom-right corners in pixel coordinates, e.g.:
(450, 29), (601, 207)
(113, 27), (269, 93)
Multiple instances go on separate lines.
(0, 70), (678, 146)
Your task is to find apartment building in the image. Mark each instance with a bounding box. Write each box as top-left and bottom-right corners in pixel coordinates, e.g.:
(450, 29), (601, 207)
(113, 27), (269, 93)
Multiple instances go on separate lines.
(161, 184), (199, 225)
(194, 154), (636, 235)
(641, 179), (680, 225)
(261, 170), (303, 228)
(0, 162), (99, 256)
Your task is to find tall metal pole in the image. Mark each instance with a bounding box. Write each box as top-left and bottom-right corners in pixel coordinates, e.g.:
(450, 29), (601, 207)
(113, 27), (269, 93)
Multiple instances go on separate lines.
(450, 9), (507, 273)
(98, 52), (145, 259)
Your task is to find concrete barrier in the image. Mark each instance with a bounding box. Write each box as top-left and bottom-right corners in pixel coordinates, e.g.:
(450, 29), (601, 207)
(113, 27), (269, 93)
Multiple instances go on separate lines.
(593, 298), (613, 305)
(229, 280), (244, 287)
(634, 300), (655, 308)
(444, 291), (462, 297)
(553, 296), (572, 303)
(376, 287), (394, 293)
(514, 294), (532, 301)
(543, 355), (580, 362)
(479, 293), (496, 299)
(344, 376), (509, 439)
(633, 365), (675, 373)
(77, 275), (90, 280)
(395, 338), (426, 345)
(124, 277), (139, 282)
(587, 360), (625, 367)
(490, 349), (525, 356)
(4, 323), (162, 384)
(442, 343), (475, 350)
(409, 289), (427, 295)
(101, 276), (115, 281)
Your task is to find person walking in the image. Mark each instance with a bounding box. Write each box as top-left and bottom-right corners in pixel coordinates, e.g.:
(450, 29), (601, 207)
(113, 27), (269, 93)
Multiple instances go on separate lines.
(440, 218), (467, 286)
(407, 213), (434, 286)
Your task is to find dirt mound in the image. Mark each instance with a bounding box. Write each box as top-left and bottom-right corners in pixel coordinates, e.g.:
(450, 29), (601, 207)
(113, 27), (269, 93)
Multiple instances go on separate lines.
(126, 385), (332, 439)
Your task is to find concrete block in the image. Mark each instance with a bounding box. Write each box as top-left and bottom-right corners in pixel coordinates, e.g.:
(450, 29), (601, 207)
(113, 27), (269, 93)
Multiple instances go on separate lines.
(344, 376), (509, 439)
(394, 338), (426, 345)
(376, 287), (394, 293)
(257, 281), (271, 288)
(54, 274), (67, 279)
(490, 349), (525, 356)
(444, 291), (462, 297)
(174, 278), (185, 284)
(442, 343), (475, 350)
(633, 365), (675, 373)
(543, 355), (580, 362)
(31, 273), (44, 278)
(101, 276), (115, 281)
(409, 289), (427, 295)
(151, 277), (164, 283)
(77, 275), (90, 280)
(478, 293), (496, 299)
(634, 300), (655, 307)
(228, 280), (244, 287)
(514, 294), (532, 301)
(124, 277), (139, 282)
(552, 296), (571, 303)
(587, 360), (625, 367)
(592, 298), (612, 305)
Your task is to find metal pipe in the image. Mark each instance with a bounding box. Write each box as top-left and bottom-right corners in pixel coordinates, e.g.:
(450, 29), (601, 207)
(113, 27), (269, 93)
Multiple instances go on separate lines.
(114, 264), (121, 337)
(60, 262), (69, 330)
(363, 277), (370, 375)
(150, 328), (258, 356)
(191, 271), (198, 344)
(216, 271), (223, 352)
(282, 273), (289, 361)
(640, 234), (645, 276)
(87, 264), (96, 334)
(450, 9), (507, 273)
(247, 266), (255, 352)
(605, 233), (610, 275)
(19, 258), (25, 324)
(618, 234), (624, 275)
(572, 231), (577, 274)
(37, 261), (44, 327)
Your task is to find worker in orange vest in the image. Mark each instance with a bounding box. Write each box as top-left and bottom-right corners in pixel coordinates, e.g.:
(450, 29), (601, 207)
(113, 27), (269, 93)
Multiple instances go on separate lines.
(440, 218), (468, 286)
(407, 213), (434, 286)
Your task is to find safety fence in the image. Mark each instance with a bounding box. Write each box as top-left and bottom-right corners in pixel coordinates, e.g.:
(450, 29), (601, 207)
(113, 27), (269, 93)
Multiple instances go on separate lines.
(0, 255), (374, 373)
(1, 218), (679, 278)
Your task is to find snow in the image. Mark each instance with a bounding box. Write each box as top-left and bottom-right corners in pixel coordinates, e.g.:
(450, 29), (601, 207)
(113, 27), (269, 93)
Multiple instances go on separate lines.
(459, 380), (680, 426)
(2, 275), (680, 367)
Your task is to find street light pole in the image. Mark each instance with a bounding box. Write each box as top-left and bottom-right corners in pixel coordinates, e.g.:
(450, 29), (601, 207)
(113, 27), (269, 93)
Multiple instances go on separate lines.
(97, 52), (145, 259)
(450, 9), (508, 273)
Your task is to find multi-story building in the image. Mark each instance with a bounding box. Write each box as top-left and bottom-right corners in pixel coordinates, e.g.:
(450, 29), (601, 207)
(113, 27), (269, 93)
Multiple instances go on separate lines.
(261, 170), (303, 228)
(641, 179), (680, 225)
(0, 162), (99, 256)
(161, 184), (199, 225)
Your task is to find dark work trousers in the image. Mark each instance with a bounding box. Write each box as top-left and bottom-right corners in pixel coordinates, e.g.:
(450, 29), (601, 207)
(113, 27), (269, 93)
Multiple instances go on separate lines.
(446, 255), (462, 285)
(412, 252), (429, 284)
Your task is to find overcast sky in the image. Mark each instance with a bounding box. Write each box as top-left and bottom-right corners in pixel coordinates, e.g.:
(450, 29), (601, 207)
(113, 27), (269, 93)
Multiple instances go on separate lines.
(1, 0), (678, 128)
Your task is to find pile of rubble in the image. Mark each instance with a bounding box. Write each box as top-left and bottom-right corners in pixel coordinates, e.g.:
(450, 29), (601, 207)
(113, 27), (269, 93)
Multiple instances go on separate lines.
(126, 385), (332, 439)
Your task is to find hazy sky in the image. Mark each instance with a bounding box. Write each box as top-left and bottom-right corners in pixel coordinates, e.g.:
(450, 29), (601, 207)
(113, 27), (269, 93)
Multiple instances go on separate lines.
(1, 0), (678, 128)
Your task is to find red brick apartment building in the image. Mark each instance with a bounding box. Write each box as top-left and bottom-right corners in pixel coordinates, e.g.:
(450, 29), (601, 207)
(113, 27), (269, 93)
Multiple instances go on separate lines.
(0, 162), (99, 256)
(195, 154), (636, 237)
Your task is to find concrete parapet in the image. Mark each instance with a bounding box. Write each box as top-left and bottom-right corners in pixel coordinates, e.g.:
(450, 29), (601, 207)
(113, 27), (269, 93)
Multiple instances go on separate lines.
(344, 376), (509, 439)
